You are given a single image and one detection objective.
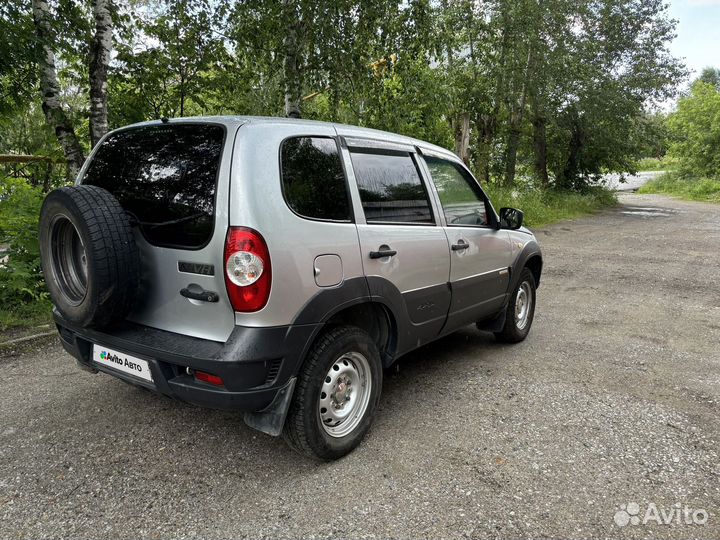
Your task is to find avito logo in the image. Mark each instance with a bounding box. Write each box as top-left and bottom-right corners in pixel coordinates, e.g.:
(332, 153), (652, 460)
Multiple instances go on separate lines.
(614, 502), (709, 527)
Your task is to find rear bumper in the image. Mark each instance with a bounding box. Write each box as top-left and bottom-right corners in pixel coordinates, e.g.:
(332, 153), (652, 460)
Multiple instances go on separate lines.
(54, 311), (319, 413)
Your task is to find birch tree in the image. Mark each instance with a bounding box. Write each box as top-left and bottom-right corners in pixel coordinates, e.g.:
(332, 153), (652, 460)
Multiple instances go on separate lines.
(281, 0), (302, 118)
(31, 0), (85, 179)
(89, 0), (112, 147)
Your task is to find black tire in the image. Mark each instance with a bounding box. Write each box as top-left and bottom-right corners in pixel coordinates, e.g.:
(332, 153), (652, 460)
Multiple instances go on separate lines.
(494, 267), (536, 343)
(283, 325), (382, 460)
(39, 185), (140, 328)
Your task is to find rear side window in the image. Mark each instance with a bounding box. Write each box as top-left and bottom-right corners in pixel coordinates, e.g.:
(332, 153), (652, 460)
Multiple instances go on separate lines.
(82, 124), (225, 249)
(350, 151), (434, 224)
(280, 137), (351, 221)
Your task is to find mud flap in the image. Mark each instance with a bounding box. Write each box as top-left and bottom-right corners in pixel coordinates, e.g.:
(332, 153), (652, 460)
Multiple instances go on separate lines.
(243, 377), (296, 436)
(476, 308), (507, 333)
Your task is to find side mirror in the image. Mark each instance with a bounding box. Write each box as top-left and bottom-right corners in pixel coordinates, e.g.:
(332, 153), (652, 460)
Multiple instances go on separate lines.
(499, 207), (524, 230)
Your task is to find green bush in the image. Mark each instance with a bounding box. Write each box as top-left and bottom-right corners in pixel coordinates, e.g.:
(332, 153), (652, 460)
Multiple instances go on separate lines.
(667, 82), (720, 179)
(634, 156), (677, 172)
(0, 177), (48, 308)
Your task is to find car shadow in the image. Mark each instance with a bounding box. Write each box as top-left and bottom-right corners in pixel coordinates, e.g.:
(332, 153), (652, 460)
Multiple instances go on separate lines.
(30, 326), (504, 476)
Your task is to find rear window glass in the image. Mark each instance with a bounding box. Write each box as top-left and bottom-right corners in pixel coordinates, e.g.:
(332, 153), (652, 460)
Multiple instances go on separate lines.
(350, 151), (434, 224)
(280, 137), (351, 221)
(82, 124), (225, 249)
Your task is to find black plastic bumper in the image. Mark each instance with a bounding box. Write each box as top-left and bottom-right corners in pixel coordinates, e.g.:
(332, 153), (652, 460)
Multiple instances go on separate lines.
(54, 311), (319, 414)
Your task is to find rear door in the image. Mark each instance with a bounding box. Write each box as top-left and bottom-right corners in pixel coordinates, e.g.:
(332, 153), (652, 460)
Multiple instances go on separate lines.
(81, 121), (237, 342)
(341, 138), (451, 350)
(421, 154), (513, 329)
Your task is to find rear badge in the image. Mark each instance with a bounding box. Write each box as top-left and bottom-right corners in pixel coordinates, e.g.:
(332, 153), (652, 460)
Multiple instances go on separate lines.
(178, 261), (215, 276)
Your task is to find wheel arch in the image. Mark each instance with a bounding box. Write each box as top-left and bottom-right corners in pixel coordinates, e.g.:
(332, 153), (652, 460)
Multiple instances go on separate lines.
(525, 254), (543, 288)
(291, 277), (401, 373)
(324, 301), (397, 365)
(509, 240), (542, 292)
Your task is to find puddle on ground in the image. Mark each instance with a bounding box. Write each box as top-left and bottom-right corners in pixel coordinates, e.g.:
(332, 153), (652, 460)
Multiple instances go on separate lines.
(620, 206), (679, 217)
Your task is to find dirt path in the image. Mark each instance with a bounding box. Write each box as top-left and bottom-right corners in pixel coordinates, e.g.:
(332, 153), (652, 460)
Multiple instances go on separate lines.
(1, 193), (718, 539)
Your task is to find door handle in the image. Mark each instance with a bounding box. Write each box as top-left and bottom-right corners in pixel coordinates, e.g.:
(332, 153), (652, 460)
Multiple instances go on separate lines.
(451, 240), (470, 251)
(180, 287), (219, 303)
(369, 249), (397, 259)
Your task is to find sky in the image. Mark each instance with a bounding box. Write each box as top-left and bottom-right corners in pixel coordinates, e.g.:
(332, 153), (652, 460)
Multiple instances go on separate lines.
(667, 0), (720, 79)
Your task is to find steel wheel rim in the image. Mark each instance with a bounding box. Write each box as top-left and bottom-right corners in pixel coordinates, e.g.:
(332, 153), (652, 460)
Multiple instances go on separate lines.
(49, 214), (88, 306)
(319, 351), (372, 438)
(515, 281), (532, 330)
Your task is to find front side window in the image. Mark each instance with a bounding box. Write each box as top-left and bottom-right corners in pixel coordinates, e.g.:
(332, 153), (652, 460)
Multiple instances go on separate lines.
(350, 151), (434, 224)
(425, 156), (489, 227)
(83, 123), (225, 249)
(280, 137), (351, 221)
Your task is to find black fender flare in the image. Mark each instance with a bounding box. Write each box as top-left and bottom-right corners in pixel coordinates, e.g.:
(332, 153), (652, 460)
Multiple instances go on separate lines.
(509, 240), (543, 293)
(291, 276), (424, 368)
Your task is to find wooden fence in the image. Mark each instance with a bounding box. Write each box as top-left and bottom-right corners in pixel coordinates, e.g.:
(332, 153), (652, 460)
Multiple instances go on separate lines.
(0, 154), (65, 192)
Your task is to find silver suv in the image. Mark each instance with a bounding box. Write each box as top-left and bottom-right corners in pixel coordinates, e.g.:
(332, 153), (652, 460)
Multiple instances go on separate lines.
(39, 116), (542, 460)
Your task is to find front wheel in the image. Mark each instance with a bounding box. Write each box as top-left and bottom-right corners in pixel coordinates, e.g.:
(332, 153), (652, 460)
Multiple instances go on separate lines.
(282, 326), (382, 460)
(494, 268), (536, 343)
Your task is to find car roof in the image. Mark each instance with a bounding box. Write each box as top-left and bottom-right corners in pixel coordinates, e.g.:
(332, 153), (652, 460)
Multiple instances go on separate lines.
(122, 115), (459, 162)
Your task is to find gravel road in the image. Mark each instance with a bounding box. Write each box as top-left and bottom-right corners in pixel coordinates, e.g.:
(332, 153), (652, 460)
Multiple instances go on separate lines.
(1, 193), (719, 539)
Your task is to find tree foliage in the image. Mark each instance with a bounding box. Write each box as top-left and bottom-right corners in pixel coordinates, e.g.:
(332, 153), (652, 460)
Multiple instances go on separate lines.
(1, 0), (685, 188)
(667, 80), (720, 179)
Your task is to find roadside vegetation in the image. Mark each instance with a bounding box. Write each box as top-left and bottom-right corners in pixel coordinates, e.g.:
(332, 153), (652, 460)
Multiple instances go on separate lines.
(0, 178), (53, 332)
(639, 68), (720, 203)
(634, 156), (677, 172)
(0, 0), (686, 330)
(639, 173), (720, 203)
(487, 186), (617, 228)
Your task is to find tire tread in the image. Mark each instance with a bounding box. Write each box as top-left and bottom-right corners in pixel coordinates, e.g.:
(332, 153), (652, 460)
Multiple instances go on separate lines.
(39, 185), (140, 327)
(282, 325), (380, 460)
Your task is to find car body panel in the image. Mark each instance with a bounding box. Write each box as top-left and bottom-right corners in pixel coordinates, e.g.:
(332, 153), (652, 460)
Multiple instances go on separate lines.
(77, 119), (243, 342)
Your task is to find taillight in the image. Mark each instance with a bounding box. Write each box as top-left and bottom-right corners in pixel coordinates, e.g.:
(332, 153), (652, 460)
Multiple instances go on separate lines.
(224, 227), (271, 312)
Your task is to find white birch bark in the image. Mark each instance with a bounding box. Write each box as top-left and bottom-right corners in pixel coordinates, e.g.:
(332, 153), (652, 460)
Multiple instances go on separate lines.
(89, 0), (112, 148)
(31, 0), (85, 179)
(282, 0), (302, 118)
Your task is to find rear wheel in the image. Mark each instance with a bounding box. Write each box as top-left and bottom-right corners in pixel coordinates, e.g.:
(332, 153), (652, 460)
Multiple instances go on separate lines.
(283, 325), (382, 460)
(494, 267), (536, 343)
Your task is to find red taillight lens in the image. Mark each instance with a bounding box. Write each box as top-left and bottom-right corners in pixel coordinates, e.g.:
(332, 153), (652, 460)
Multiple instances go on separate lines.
(194, 370), (224, 386)
(224, 227), (271, 312)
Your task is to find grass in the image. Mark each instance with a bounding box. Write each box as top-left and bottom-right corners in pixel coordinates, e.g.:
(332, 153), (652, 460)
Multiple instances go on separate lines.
(0, 298), (53, 336)
(485, 185), (617, 228)
(638, 172), (720, 203)
(634, 156), (677, 172)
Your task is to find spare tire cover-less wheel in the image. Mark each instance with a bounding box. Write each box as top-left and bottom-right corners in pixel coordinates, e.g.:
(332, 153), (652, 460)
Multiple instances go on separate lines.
(39, 185), (140, 328)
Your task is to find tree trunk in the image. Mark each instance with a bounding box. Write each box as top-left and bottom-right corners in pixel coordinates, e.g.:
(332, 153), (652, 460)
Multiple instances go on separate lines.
(503, 49), (533, 187)
(32, 0), (85, 179)
(471, 6), (509, 184)
(474, 115), (496, 184)
(179, 73), (185, 116)
(282, 0), (302, 118)
(531, 111), (549, 186)
(453, 113), (470, 165)
(503, 114), (522, 187)
(89, 0), (112, 148)
(559, 111), (583, 190)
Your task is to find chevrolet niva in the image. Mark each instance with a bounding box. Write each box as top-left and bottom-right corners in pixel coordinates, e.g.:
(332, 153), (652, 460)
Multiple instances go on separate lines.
(39, 117), (542, 460)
